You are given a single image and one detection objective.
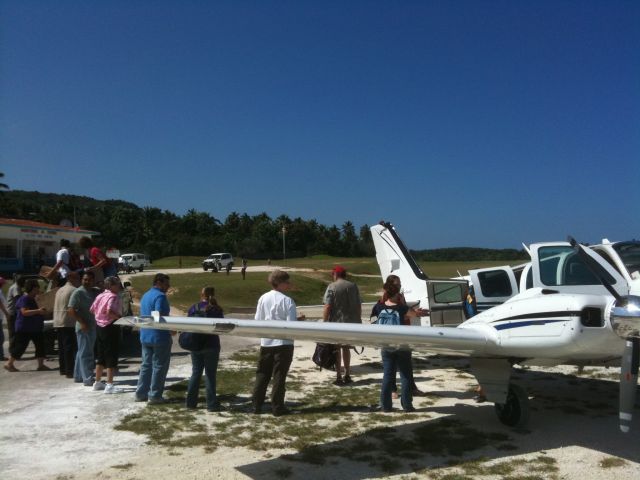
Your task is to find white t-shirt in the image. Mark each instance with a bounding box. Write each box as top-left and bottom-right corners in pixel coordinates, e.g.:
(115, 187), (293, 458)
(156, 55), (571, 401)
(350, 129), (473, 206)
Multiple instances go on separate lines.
(255, 289), (297, 347)
(56, 248), (71, 278)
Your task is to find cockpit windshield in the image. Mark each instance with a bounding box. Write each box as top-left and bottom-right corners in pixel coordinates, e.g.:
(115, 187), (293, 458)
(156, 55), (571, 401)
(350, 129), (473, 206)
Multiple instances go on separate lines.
(612, 242), (640, 276)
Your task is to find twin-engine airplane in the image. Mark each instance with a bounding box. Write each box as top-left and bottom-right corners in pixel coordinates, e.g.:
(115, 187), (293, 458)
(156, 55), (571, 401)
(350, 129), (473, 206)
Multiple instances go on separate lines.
(120, 222), (640, 432)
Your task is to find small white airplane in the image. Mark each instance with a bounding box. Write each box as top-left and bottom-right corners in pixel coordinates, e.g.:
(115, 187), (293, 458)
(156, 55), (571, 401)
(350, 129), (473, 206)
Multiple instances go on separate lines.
(120, 222), (640, 432)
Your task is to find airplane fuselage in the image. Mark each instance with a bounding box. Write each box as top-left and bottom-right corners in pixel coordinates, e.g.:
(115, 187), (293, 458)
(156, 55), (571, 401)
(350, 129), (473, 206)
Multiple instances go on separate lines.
(461, 289), (622, 365)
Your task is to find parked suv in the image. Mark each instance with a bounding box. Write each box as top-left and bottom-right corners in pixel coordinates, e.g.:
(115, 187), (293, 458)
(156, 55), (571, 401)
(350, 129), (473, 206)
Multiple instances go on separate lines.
(202, 253), (234, 272)
(118, 253), (151, 273)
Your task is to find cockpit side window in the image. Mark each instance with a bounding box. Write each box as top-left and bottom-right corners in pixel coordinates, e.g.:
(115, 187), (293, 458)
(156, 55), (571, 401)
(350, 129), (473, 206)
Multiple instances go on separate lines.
(538, 246), (616, 287)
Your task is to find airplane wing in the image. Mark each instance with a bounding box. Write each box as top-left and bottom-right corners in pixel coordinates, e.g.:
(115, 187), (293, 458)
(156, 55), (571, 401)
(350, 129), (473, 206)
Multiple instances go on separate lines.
(117, 313), (492, 357)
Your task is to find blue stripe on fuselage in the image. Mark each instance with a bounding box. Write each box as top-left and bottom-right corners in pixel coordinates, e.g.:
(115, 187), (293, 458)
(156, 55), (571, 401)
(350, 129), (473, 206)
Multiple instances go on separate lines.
(493, 319), (567, 330)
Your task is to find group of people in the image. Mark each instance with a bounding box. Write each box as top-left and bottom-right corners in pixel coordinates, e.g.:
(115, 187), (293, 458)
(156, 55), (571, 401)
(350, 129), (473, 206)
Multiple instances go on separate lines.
(2, 236), (131, 395)
(4, 269), (128, 395)
(1, 242), (432, 415)
(224, 265), (429, 415)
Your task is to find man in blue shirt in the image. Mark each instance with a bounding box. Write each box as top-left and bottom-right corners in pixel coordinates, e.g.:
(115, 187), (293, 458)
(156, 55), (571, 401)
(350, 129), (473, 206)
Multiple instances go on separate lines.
(135, 273), (172, 404)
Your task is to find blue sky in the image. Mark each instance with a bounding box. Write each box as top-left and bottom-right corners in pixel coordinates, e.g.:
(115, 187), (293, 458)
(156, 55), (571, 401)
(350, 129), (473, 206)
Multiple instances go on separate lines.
(1, 1), (638, 249)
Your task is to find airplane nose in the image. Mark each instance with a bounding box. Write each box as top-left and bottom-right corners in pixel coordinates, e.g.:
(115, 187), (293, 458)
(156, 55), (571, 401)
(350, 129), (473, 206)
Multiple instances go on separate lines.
(610, 295), (640, 339)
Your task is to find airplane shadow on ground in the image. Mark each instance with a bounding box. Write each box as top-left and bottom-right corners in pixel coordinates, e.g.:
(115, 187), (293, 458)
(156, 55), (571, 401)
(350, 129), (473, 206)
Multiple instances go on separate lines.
(236, 367), (639, 480)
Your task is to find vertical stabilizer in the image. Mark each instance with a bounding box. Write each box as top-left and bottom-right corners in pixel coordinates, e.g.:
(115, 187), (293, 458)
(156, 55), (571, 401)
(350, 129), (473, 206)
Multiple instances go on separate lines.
(370, 222), (429, 310)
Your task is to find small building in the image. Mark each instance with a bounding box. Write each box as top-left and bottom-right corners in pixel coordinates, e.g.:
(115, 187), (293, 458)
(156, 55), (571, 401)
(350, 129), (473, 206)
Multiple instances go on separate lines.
(0, 218), (99, 273)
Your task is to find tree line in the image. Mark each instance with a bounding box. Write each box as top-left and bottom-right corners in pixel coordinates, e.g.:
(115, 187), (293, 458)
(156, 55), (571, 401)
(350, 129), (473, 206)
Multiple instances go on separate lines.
(2, 190), (527, 261)
(411, 247), (528, 262)
(2, 190), (375, 260)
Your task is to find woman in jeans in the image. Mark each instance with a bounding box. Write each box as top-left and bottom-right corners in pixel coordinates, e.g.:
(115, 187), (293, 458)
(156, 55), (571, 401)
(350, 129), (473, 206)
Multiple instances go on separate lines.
(185, 286), (223, 412)
(371, 275), (426, 412)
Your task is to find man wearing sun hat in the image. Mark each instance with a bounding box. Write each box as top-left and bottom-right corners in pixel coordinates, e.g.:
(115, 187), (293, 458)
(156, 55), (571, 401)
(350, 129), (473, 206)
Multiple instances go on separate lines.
(322, 265), (362, 385)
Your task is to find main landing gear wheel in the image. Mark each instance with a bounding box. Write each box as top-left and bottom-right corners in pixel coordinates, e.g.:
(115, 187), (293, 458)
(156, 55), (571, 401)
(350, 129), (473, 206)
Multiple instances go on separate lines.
(494, 384), (530, 428)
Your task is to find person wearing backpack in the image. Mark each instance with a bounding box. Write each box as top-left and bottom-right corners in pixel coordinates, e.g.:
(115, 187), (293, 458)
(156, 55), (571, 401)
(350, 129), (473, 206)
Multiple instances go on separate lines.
(184, 286), (223, 412)
(380, 275), (428, 399)
(370, 275), (426, 412)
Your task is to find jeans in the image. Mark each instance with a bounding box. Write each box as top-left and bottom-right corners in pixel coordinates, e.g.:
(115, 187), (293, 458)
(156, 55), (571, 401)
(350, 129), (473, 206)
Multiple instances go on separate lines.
(74, 328), (96, 383)
(381, 348), (413, 411)
(252, 344), (294, 413)
(57, 327), (77, 376)
(186, 348), (220, 410)
(136, 341), (172, 400)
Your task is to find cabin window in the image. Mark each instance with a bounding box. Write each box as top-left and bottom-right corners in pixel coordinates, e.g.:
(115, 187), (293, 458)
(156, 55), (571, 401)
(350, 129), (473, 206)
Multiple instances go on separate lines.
(433, 282), (463, 303)
(477, 270), (513, 297)
(594, 250), (623, 276)
(612, 242), (640, 277)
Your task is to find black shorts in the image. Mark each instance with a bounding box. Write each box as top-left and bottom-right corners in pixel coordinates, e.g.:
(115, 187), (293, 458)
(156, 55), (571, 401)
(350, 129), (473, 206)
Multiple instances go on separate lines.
(95, 323), (120, 368)
(10, 331), (46, 359)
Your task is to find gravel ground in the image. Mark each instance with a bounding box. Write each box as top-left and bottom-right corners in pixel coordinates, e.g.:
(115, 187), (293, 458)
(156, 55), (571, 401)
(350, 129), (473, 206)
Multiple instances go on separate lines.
(2, 266), (639, 479)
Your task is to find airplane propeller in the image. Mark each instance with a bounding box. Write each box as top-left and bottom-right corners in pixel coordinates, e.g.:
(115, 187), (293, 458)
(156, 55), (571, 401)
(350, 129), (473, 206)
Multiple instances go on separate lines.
(568, 237), (640, 432)
(611, 298), (640, 432)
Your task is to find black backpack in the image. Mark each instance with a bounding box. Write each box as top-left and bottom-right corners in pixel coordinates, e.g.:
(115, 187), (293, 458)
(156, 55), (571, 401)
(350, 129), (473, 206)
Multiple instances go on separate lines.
(312, 343), (337, 370)
(178, 331), (209, 351)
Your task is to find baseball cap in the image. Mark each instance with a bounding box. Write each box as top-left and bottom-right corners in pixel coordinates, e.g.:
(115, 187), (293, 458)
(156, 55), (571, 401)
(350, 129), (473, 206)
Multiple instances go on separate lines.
(332, 265), (346, 275)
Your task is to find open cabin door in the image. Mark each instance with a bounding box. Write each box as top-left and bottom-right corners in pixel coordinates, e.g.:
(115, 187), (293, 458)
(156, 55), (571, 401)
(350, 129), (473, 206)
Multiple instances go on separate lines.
(426, 279), (468, 327)
(469, 266), (519, 312)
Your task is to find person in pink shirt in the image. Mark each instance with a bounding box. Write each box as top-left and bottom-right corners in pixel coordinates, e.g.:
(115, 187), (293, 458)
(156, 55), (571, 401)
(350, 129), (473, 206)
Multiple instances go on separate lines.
(89, 276), (122, 394)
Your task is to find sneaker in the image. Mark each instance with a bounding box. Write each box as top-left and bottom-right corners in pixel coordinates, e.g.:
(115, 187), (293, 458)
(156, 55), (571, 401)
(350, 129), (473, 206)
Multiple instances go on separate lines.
(148, 397), (168, 405)
(403, 406), (416, 413)
(134, 396), (148, 402)
(104, 383), (123, 394)
(369, 405), (393, 413)
(93, 381), (106, 391)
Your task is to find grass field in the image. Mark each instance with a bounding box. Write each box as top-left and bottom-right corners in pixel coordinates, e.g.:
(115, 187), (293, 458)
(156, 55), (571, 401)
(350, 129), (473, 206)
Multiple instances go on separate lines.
(152, 254), (522, 278)
(131, 255), (524, 313)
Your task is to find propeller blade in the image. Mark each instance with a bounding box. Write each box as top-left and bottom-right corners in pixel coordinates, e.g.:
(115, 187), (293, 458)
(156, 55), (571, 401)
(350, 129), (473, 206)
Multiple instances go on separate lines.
(567, 236), (622, 301)
(619, 337), (639, 432)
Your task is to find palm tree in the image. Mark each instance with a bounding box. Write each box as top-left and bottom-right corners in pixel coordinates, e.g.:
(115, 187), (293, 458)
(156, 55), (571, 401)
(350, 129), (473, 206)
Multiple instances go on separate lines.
(0, 172), (8, 190)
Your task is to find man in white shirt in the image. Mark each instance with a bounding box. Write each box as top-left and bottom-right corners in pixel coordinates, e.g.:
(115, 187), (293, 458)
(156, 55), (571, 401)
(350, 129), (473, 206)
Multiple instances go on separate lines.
(251, 270), (304, 416)
(49, 239), (72, 286)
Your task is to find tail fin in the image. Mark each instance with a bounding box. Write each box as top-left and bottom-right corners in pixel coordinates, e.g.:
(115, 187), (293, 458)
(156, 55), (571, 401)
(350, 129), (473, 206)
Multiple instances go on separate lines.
(370, 222), (429, 307)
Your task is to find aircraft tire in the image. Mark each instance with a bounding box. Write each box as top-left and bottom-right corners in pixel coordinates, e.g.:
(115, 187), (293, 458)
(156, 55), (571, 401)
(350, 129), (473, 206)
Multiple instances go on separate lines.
(494, 384), (529, 428)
